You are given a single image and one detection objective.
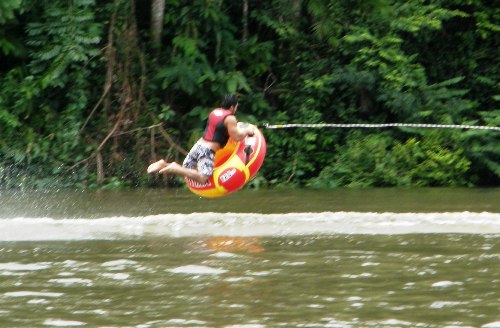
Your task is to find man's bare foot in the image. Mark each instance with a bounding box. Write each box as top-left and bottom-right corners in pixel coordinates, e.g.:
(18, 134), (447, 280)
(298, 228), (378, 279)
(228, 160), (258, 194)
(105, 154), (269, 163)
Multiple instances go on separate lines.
(158, 162), (181, 174)
(147, 159), (169, 174)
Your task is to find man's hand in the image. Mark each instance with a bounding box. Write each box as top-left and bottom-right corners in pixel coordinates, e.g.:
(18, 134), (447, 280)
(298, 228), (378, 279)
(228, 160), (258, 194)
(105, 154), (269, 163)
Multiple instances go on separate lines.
(247, 126), (255, 137)
(227, 119), (256, 141)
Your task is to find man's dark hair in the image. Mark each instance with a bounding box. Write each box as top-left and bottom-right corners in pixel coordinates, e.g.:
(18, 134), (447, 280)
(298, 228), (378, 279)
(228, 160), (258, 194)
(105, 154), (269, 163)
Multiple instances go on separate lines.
(221, 94), (238, 109)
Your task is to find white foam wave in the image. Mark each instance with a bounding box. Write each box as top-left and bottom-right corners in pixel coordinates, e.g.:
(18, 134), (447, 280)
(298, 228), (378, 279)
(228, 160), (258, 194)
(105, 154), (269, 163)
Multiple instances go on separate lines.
(0, 212), (498, 241)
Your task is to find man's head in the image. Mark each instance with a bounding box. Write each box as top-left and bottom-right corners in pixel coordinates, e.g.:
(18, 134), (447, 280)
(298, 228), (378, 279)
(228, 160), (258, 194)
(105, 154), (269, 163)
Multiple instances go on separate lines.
(221, 94), (238, 112)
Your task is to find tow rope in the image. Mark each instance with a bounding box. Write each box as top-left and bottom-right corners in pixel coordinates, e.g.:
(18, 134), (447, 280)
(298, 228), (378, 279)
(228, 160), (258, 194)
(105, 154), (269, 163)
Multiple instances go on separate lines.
(262, 123), (500, 131)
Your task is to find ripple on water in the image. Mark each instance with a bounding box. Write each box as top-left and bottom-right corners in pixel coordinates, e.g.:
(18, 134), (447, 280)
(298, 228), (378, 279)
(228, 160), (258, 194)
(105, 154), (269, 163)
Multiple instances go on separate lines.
(210, 252), (239, 258)
(429, 301), (468, 309)
(43, 319), (86, 326)
(225, 324), (265, 328)
(379, 319), (417, 326)
(4, 291), (63, 298)
(100, 272), (130, 280)
(341, 272), (374, 279)
(27, 299), (50, 304)
(167, 265), (227, 275)
(48, 278), (93, 286)
(164, 319), (207, 326)
(101, 259), (138, 268)
(0, 262), (51, 271)
(431, 281), (464, 288)
(225, 277), (255, 282)
(281, 261), (306, 266)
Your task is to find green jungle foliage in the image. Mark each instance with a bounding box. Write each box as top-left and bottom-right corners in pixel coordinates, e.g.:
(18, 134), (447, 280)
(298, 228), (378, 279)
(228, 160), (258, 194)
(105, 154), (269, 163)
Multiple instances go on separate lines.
(0, 0), (498, 189)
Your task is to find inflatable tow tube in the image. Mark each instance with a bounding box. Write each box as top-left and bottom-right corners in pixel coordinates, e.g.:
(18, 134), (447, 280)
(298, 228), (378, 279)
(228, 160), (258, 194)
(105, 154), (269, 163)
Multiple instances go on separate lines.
(185, 123), (266, 198)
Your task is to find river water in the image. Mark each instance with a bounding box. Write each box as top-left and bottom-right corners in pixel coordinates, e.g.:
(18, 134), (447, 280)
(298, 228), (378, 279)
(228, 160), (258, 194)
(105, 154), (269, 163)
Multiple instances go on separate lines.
(0, 188), (499, 327)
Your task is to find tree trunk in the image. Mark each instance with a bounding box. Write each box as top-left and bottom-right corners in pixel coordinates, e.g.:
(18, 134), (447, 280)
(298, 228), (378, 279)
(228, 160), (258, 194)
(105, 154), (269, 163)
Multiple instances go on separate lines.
(96, 151), (104, 184)
(242, 0), (249, 41)
(150, 0), (165, 50)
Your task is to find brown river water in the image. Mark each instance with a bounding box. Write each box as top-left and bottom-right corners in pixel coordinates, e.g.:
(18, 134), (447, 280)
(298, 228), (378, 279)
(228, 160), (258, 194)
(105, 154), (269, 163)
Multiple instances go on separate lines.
(0, 188), (499, 327)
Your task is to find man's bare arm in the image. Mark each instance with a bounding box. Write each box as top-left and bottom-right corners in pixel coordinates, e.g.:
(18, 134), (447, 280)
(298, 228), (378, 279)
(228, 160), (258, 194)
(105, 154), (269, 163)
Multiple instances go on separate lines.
(226, 116), (255, 141)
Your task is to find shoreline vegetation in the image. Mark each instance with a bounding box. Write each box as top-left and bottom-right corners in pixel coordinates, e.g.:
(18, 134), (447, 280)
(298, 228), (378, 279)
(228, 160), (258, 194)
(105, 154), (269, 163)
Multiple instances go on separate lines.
(1, 1), (498, 190)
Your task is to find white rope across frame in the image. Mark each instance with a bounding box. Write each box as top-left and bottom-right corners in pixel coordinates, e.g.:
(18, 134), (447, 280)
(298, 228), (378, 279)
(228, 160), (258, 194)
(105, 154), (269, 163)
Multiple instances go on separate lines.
(263, 123), (500, 131)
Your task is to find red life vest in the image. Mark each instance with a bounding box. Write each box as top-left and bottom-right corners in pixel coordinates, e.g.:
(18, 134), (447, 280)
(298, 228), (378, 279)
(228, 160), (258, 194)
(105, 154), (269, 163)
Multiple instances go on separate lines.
(203, 108), (234, 147)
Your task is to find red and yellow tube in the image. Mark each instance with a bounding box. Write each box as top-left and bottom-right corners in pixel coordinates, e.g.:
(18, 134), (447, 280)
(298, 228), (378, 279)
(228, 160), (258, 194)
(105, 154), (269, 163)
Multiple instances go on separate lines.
(185, 124), (266, 198)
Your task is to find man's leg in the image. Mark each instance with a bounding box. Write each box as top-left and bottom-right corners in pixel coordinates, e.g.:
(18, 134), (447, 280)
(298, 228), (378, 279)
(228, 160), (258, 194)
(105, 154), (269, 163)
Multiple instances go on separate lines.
(147, 159), (169, 173)
(158, 162), (209, 184)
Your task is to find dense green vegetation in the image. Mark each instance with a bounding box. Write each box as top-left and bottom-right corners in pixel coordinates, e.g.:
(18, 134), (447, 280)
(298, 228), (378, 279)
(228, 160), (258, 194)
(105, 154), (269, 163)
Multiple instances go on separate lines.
(0, 0), (498, 189)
